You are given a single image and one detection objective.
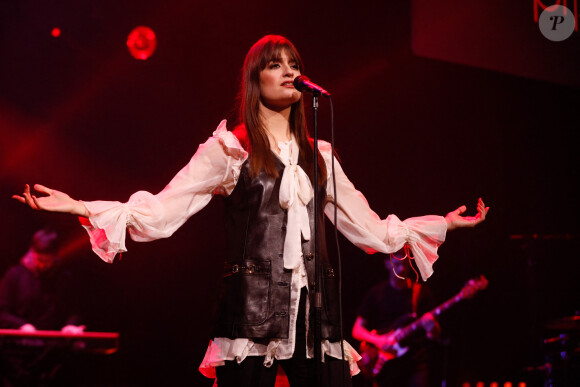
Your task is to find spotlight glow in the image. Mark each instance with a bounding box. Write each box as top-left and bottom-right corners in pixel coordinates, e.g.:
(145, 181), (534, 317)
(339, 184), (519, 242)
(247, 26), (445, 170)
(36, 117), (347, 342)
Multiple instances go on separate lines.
(127, 26), (157, 60)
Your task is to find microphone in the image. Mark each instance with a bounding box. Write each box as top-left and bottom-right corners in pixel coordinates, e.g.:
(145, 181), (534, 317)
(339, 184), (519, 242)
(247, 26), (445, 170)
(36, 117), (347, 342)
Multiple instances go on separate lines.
(293, 75), (331, 97)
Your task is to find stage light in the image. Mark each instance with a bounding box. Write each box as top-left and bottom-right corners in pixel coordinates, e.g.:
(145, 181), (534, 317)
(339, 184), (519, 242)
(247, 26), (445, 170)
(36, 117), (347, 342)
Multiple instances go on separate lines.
(51, 28), (61, 38)
(127, 26), (157, 60)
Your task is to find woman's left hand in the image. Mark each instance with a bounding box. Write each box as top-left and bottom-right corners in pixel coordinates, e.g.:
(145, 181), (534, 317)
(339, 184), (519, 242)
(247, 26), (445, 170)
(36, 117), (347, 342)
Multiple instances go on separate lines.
(445, 198), (489, 231)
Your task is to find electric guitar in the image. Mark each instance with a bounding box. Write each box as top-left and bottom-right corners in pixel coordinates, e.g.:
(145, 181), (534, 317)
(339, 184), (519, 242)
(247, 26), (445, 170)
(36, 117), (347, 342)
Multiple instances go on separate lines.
(358, 275), (488, 380)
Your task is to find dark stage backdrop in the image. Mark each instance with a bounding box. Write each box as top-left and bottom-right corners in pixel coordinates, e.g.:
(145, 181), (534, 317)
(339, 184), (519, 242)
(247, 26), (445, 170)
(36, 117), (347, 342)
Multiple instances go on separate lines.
(1, 0), (578, 385)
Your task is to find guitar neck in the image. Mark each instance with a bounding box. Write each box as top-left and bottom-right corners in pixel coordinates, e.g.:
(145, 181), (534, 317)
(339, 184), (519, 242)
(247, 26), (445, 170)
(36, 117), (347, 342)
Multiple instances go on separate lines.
(432, 293), (465, 318)
(395, 293), (465, 342)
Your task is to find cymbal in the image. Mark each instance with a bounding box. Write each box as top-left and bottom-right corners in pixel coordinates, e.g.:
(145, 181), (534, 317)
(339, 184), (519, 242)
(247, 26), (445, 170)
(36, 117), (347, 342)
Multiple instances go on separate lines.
(546, 315), (580, 330)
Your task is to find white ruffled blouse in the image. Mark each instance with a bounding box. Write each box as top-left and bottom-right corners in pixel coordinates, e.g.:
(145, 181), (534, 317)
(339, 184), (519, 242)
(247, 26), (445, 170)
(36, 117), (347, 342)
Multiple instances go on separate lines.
(79, 120), (447, 379)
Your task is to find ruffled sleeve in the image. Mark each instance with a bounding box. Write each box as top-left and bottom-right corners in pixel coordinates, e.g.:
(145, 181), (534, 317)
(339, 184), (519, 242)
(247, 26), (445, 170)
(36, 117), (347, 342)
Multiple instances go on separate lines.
(318, 140), (447, 280)
(80, 120), (248, 263)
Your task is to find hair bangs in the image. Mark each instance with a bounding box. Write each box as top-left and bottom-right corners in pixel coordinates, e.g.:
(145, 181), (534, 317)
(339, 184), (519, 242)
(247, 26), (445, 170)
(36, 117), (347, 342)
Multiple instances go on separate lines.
(251, 36), (304, 73)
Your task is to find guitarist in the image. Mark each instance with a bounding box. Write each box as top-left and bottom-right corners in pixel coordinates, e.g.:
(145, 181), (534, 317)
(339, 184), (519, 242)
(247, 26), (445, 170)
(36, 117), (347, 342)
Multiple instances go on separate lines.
(352, 253), (441, 387)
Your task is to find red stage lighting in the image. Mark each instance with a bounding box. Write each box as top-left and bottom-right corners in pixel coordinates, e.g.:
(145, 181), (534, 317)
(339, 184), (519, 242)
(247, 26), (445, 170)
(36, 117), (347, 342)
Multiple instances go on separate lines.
(51, 28), (61, 38)
(127, 26), (157, 60)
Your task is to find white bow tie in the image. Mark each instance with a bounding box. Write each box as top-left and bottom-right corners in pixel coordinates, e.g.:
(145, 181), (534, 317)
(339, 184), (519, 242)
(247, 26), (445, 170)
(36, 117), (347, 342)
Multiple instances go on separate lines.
(277, 139), (313, 270)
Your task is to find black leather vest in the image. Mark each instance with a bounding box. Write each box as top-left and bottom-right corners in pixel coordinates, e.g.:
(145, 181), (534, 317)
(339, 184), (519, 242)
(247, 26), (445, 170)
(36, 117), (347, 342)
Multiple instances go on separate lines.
(213, 152), (340, 340)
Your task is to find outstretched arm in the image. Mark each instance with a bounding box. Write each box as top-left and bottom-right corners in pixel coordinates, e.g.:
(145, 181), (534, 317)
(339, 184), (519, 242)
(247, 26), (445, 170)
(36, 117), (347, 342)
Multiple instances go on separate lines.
(12, 121), (248, 264)
(445, 197), (489, 231)
(318, 140), (490, 280)
(12, 184), (89, 217)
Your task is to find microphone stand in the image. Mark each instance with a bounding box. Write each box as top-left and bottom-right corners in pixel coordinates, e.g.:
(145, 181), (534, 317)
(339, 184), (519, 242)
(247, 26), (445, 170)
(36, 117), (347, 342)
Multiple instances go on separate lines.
(310, 92), (323, 386)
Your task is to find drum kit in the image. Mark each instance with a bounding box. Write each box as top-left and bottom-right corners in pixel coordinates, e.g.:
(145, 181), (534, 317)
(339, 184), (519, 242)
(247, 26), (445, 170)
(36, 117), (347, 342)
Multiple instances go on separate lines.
(525, 314), (580, 386)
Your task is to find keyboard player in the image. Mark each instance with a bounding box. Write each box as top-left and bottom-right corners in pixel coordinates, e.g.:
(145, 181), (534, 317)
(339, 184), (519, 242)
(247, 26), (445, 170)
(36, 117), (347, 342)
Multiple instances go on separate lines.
(0, 228), (84, 385)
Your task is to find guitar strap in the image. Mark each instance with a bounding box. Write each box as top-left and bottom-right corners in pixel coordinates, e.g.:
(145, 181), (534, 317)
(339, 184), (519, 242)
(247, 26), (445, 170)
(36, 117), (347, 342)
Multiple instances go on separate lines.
(411, 282), (421, 317)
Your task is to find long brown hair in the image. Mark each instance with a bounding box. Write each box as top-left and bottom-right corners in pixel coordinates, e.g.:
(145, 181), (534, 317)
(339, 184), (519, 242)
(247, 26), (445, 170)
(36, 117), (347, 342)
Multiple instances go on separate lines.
(234, 35), (326, 185)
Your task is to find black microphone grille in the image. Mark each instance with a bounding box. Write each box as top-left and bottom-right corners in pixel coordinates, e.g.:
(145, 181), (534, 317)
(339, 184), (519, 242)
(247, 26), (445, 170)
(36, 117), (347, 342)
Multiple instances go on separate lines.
(293, 75), (310, 91)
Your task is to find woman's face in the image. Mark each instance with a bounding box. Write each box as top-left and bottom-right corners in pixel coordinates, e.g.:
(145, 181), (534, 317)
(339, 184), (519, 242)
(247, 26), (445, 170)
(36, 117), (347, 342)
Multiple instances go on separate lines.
(259, 50), (301, 110)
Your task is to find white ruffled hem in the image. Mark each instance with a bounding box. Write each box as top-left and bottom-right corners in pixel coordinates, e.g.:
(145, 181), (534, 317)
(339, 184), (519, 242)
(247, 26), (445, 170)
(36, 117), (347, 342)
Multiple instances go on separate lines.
(212, 120), (247, 160)
(212, 120), (248, 195)
(385, 214), (447, 281)
(80, 191), (168, 263)
(199, 338), (361, 379)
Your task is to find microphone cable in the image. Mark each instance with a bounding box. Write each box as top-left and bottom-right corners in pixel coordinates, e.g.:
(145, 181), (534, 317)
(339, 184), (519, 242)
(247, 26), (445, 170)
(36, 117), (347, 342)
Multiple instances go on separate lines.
(328, 95), (349, 386)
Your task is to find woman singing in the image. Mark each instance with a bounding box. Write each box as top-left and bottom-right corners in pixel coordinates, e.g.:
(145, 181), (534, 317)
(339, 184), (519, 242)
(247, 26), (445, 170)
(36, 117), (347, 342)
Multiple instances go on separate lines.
(13, 35), (488, 387)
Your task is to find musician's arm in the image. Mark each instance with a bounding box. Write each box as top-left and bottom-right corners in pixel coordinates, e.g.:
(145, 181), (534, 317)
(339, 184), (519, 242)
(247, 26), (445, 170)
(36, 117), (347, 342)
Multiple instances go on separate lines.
(60, 272), (85, 334)
(0, 270), (32, 329)
(352, 316), (393, 349)
(0, 307), (30, 330)
(0, 300), (35, 330)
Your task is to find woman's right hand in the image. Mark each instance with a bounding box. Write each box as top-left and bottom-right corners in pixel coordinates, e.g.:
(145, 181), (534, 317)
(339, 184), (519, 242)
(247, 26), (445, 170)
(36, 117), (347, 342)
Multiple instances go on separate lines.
(12, 184), (89, 217)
